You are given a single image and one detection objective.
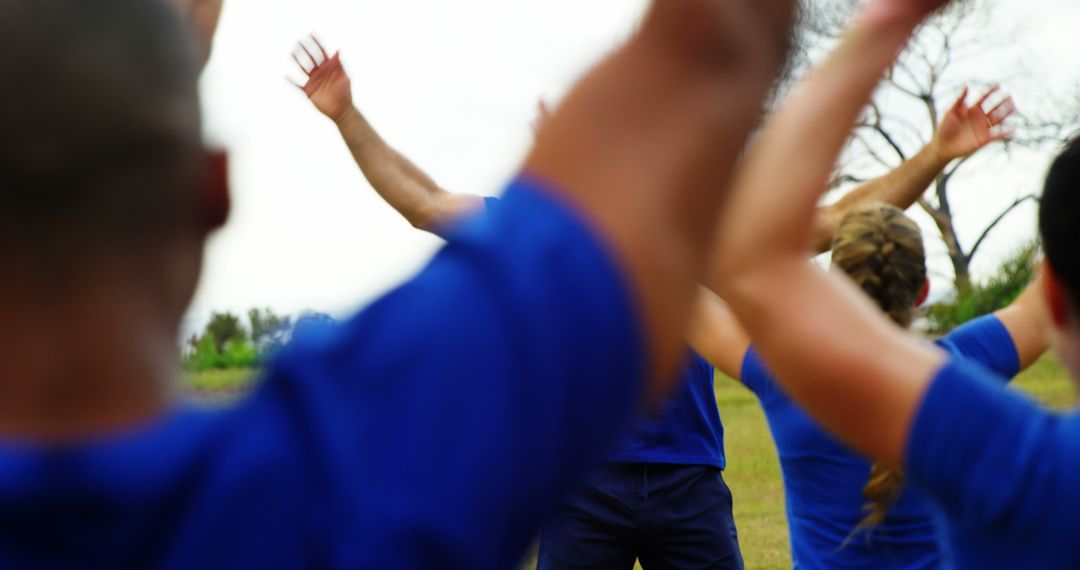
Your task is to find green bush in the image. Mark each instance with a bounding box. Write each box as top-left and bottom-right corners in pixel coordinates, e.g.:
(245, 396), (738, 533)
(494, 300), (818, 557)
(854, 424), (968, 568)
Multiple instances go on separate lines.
(183, 307), (334, 371)
(184, 332), (260, 371)
(184, 332), (222, 371)
(927, 240), (1039, 333)
(221, 339), (260, 369)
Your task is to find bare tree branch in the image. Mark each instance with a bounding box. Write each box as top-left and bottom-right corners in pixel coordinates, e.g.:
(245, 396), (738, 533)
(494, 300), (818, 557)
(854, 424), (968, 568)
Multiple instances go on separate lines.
(854, 128), (903, 168)
(860, 103), (909, 161)
(943, 153), (976, 181)
(798, 0), (1077, 294)
(826, 173), (868, 191)
(965, 194), (1041, 262)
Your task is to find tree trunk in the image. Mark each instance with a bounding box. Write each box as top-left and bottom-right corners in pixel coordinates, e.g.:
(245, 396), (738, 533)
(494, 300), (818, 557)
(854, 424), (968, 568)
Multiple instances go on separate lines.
(944, 227), (973, 297)
(923, 176), (973, 297)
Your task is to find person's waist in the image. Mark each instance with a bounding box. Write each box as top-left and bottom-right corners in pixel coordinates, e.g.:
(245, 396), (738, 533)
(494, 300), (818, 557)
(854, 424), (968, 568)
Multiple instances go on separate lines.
(605, 448), (725, 467)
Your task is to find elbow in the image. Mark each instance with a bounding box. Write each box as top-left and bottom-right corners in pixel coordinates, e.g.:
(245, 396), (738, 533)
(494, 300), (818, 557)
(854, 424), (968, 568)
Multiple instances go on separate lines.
(709, 235), (763, 300)
(714, 254), (801, 327)
(812, 210), (841, 255)
(406, 196), (444, 234)
(407, 213), (433, 232)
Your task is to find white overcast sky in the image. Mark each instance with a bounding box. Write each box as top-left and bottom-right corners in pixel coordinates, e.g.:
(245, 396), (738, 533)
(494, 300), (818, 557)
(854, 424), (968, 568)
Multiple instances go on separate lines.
(187, 0), (1080, 332)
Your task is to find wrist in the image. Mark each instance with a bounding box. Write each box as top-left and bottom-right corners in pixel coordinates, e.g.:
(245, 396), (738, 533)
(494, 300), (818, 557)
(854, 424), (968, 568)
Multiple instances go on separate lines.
(332, 104), (361, 128)
(926, 138), (954, 167)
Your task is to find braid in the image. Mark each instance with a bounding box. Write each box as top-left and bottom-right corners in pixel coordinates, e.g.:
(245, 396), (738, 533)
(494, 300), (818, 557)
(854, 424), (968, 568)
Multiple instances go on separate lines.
(830, 203), (926, 534)
(832, 204), (926, 328)
(860, 462), (905, 530)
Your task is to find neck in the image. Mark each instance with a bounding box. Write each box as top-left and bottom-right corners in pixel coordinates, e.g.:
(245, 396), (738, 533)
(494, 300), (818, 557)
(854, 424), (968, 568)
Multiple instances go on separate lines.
(0, 276), (177, 444)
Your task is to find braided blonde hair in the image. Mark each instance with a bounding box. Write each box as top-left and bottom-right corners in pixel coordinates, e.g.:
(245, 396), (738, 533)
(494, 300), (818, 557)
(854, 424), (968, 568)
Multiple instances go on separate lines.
(831, 203), (926, 530)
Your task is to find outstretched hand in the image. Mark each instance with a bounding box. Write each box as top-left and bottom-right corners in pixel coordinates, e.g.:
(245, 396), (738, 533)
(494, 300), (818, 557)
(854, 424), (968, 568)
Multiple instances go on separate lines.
(934, 85), (1016, 161)
(291, 35), (353, 123)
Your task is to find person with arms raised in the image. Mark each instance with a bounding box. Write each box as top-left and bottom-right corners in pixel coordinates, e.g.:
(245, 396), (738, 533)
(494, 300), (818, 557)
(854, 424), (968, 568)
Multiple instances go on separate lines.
(714, 0), (1080, 567)
(687, 80), (1039, 568)
(292, 29), (1016, 569)
(691, 204), (1047, 568)
(0, 0), (796, 567)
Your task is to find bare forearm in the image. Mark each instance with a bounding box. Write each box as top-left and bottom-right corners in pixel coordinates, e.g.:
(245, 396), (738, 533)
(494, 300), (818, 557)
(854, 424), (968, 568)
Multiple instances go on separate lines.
(335, 106), (468, 231)
(686, 287), (750, 380)
(996, 272), (1052, 371)
(812, 143), (949, 253)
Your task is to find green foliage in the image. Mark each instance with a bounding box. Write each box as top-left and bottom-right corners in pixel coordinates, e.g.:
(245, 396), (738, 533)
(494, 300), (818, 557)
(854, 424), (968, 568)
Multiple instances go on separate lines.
(248, 307), (291, 350)
(205, 312), (248, 352)
(221, 339), (259, 368)
(185, 311), (260, 371)
(185, 332), (223, 371)
(183, 307), (333, 371)
(927, 240), (1039, 333)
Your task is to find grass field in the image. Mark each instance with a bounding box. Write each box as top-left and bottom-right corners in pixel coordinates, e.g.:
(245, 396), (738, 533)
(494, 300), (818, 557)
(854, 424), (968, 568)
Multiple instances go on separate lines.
(184, 355), (1076, 569)
(183, 368), (256, 403)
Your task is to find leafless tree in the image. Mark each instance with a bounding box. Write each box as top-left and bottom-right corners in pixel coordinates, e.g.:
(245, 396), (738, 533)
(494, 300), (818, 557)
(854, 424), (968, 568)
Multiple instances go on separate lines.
(799, 0), (1080, 295)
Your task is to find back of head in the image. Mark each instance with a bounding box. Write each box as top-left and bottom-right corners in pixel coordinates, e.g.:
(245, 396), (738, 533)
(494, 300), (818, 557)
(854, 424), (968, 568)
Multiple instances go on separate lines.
(0, 0), (201, 281)
(1040, 137), (1080, 309)
(831, 203), (927, 328)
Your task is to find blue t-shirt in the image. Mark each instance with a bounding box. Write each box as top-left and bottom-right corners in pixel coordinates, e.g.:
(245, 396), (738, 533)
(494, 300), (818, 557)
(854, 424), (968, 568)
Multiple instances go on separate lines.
(607, 351), (726, 468)
(907, 352), (1080, 568)
(483, 197), (725, 470)
(0, 177), (646, 569)
(741, 315), (1020, 569)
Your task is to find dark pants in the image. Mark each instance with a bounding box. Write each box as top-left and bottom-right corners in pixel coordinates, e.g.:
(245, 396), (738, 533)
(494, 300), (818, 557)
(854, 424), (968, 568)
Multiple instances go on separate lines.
(537, 462), (744, 570)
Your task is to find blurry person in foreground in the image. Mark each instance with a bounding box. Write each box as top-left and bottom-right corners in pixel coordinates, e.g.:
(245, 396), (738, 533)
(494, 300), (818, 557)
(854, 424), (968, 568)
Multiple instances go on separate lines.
(0, 0), (794, 567)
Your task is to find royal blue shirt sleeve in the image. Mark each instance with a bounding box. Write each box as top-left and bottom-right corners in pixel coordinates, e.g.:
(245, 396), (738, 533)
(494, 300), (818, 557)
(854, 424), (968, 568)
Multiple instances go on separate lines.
(257, 176), (645, 569)
(935, 315), (1020, 381)
(740, 347), (780, 403)
(905, 360), (1080, 566)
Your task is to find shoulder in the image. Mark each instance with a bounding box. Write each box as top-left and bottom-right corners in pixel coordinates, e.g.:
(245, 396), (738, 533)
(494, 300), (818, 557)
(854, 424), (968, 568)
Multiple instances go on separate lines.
(935, 315), (1019, 379)
(906, 359), (1080, 534)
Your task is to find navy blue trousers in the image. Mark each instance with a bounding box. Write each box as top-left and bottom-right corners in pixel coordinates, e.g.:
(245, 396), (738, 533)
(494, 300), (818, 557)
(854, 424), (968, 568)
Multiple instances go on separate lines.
(538, 462), (744, 570)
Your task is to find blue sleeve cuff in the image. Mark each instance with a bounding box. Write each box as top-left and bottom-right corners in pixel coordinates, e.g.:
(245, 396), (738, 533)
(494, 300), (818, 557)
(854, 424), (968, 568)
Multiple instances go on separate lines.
(740, 346), (776, 401)
(936, 315), (1020, 380)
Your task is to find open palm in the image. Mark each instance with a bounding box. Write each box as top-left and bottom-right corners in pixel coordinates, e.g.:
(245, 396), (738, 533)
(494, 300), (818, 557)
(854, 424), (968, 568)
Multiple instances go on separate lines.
(934, 85), (1016, 161)
(292, 36), (353, 123)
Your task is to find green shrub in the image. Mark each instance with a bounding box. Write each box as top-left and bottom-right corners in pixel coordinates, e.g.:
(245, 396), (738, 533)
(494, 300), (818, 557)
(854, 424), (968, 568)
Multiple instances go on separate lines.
(184, 333), (260, 371)
(184, 332), (222, 371)
(927, 240), (1039, 333)
(221, 339), (260, 369)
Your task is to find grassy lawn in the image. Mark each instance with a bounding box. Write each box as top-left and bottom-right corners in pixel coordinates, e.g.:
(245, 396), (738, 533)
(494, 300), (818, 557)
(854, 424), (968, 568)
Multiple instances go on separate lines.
(182, 368), (256, 401)
(184, 356), (1076, 569)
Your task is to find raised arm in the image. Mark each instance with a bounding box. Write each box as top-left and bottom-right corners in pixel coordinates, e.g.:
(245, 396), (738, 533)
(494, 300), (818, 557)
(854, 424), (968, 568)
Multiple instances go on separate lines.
(811, 85), (1015, 253)
(714, 0), (954, 466)
(694, 84), (1017, 374)
(293, 36), (484, 236)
